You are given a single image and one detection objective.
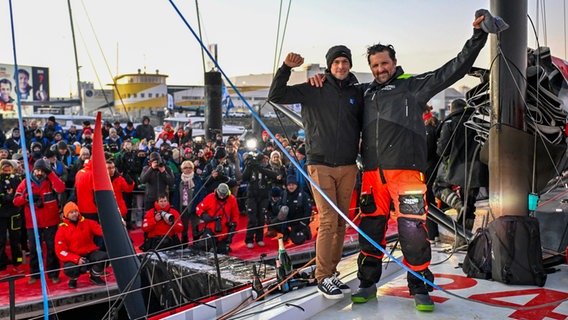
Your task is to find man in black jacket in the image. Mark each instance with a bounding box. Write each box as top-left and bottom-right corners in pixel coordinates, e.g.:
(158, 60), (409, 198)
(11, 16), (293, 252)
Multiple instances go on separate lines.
(242, 152), (279, 248)
(140, 152), (175, 211)
(350, 13), (489, 311)
(434, 99), (488, 235)
(268, 46), (363, 300)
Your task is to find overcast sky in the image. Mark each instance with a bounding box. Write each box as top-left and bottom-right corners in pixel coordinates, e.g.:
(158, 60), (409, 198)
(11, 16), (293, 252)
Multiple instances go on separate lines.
(0, 0), (566, 97)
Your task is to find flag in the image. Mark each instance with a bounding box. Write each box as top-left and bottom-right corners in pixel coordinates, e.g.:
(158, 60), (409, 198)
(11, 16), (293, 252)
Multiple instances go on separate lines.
(222, 82), (235, 116)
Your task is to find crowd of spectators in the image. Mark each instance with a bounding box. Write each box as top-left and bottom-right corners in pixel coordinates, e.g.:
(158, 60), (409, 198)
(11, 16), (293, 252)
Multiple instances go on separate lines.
(0, 115), (311, 284)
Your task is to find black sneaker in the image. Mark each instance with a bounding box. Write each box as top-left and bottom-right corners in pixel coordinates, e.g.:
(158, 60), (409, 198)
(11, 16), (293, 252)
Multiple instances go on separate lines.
(90, 275), (106, 286)
(330, 274), (351, 294)
(317, 277), (344, 300)
(68, 279), (77, 289)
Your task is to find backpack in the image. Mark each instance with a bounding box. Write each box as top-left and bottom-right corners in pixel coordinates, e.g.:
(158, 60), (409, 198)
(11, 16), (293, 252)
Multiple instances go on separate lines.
(489, 216), (547, 286)
(461, 227), (492, 279)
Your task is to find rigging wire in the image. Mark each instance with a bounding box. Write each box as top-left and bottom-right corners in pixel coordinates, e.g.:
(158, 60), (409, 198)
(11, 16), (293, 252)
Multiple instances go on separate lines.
(67, 0), (84, 115)
(565, 0), (567, 59)
(276, 1), (293, 74)
(272, 0), (284, 77)
(78, 0), (131, 119)
(7, 1), (50, 319)
(195, 0), (207, 74)
(76, 22), (113, 111)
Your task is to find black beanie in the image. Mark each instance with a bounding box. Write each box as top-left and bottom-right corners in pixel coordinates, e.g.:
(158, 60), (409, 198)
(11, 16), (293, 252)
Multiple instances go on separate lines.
(325, 45), (352, 70)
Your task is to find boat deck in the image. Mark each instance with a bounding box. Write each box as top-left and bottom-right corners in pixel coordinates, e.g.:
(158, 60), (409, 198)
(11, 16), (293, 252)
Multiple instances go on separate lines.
(174, 243), (568, 320)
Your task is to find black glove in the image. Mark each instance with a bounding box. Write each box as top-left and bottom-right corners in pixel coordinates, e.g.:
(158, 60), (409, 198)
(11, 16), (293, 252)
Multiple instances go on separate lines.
(475, 9), (509, 34)
(201, 212), (220, 223)
(123, 174), (134, 185)
(35, 159), (52, 174)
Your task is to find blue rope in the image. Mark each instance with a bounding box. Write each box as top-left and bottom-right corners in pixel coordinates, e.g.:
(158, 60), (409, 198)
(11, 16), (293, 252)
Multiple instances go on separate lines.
(8, 1), (50, 318)
(166, 0), (442, 292)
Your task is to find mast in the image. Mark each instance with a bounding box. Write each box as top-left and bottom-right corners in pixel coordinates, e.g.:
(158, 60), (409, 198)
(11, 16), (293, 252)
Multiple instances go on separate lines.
(92, 113), (147, 318)
(488, 1), (530, 217)
(67, 0), (84, 115)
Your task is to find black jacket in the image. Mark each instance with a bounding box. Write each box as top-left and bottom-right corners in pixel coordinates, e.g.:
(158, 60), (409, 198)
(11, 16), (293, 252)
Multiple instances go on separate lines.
(242, 163), (279, 198)
(437, 107), (487, 188)
(361, 29), (488, 173)
(268, 65), (363, 167)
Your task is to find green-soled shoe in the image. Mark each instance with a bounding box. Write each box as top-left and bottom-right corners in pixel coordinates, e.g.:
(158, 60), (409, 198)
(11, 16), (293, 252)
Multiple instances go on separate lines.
(351, 285), (377, 304)
(414, 293), (434, 311)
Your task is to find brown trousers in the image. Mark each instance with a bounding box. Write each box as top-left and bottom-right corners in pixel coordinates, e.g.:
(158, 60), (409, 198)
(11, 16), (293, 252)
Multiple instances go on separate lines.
(308, 164), (358, 282)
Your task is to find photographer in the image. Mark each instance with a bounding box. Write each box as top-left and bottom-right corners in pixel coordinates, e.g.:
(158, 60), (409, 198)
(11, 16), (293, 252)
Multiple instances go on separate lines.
(242, 152), (280, 249)
(140, 152), (175, 211)
(201, 147), (237, 195)
(0, 160), (24, 275)
(141, 194), (183, 251)
(267, 175), (312, 244)
(13, 159), (65, 284)
(195, 183), (239, 254)
(55, 201), (108, 288)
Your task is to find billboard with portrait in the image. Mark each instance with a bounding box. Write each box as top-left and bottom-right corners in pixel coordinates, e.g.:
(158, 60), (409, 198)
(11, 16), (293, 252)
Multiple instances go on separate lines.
(0, 63), (50, 118)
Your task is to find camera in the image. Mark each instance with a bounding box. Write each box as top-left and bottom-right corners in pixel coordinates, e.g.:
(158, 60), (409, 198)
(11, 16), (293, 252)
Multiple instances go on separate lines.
(160, 211), (174, 224)
(215, 164), (225, 175)
(226, 222), (237, 242)
(214, 217), (223, 233)
(32, 194), (43, 208)
(243, 152), (260, 166)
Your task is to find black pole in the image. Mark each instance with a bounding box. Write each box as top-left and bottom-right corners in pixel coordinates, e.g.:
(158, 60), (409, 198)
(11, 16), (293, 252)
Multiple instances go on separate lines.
(252, 105), (263, 142)
(92, 112), (147, 319)
(0, 275), (25, 320)
(204, 71), (222, 142)
(489, 1), (531, 217)
(209, 235), (223, 290)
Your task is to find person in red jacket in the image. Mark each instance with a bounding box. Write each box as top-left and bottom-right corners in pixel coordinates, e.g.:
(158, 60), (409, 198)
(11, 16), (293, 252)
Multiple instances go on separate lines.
(55, 201), (108, 288)
(13, 159), (65, 284)
(75, 159), (97, 220)
(106, 160), (135, 218)
(195, 183), (239, 254)
(140, 194), (183, 251)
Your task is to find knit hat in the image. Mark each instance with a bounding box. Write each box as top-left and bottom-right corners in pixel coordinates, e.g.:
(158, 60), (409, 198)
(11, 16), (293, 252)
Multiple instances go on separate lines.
(270, 151), (281, 159)
(325, 45), (352, 70)
(83, 128), (92, 135)
(214, 147), (227, 159)
(297, 146), (306, 156)
(216, 183), (230, 198)
(0, 159), (14, 168)
(149, 151), (161, 161)
(63, 201), (80, 218)
(271, 186), (282, 197)
(11, 153), (23, 161)
(287, 174), (298, 185)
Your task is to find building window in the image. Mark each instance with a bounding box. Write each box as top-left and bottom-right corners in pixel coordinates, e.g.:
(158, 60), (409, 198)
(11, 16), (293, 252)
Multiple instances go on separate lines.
(141, 93), (145, 98)
(149, 93), (153, 98)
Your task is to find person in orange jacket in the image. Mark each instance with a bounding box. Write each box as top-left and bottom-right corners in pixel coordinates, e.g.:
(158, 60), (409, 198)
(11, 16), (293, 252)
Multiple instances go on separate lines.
(55, 201), (108, 288)
(195, 183), (239, 254)
(140, 194), (183, 251)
